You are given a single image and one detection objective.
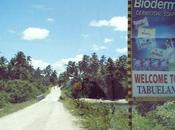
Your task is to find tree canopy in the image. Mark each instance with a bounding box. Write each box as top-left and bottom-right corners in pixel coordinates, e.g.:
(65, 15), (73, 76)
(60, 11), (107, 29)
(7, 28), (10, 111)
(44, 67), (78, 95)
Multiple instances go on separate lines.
(0, 51), (58, 107)
(58, 53), (127, 100)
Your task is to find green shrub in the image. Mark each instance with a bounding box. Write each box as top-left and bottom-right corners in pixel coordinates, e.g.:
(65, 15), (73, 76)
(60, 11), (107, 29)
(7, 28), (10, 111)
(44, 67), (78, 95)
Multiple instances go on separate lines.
(133, 112), (166, 130)
(110, 109), (128, 130)
(136, 101), (164, 116)
(148, 102), (175, 130)
(0, 80), (6, 91)
(0, 92), (8, 108)
(0, 80), (49, 103)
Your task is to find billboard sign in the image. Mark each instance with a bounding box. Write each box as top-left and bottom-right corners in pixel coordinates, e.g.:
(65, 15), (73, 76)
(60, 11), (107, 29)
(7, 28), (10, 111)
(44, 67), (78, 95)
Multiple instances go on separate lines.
(131, 0), (175, 97)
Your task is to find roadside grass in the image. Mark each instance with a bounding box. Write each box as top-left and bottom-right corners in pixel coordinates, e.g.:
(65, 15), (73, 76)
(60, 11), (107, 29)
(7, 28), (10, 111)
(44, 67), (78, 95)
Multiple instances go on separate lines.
(0, 87), (51, 118)
(60, 87), (172, 130)
(60, 87), (128, 130)
(0, 99), (37, 117)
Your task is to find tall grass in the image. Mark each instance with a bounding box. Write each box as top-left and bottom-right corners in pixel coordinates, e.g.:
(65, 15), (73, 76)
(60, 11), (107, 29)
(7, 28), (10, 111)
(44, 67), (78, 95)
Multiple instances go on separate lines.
(60, 87), (128, 130)
(61, 87), (174, 130)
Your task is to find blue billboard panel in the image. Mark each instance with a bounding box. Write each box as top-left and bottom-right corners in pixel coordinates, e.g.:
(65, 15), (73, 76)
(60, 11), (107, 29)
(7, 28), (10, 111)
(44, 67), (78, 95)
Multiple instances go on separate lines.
(132, 0), (175, 97)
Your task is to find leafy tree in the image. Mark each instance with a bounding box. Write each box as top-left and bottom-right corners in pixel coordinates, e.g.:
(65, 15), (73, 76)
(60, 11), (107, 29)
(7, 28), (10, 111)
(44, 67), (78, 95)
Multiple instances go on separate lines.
(89, 53), (99, 75)
(66, 61), (78, 78)
(0, 51), (56, 107)
(43, 65), (54, 85)
(59, 53), (128, 100)
(78, 55), (90, 77)
(50, 70), (58, 85)
(8, 51), (31, 80)
(99, 55), (106, 75)
(44, 65), (53, 77)
(58, 72), (69, 86)
(0, 56), (8, 79)
(33, 67), (43, 80)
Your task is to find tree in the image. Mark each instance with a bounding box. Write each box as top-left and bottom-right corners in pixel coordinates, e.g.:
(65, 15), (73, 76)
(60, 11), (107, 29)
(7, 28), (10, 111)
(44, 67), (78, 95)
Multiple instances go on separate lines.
(89, 53), (99, 75)
(50, 70), (58, 85)
(44, 65), (53, 77)
(33, 67), (43, 80)
(0, 52), (53, 105)
(99, 55), (106, 76)
(78, 55), (90, 76)
(0, 56), (8, 79)
(58, 72), (69, 86)
(43, 65), (53, 85)
(8, 51), (31, 80)
(58, 53), (128, 100)
(66, 61), (79, 79)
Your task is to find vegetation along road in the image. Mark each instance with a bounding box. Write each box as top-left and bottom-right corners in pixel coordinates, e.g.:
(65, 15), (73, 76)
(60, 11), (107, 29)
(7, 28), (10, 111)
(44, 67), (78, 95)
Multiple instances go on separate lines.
(0, 87), (82, 130)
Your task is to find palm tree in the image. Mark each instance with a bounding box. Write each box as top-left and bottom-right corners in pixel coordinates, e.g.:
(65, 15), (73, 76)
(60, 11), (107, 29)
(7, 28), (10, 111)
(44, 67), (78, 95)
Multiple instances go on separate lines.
(99, 55), (106, 76)
(78, 55), (90, 78)
(89, 53), (99, 76)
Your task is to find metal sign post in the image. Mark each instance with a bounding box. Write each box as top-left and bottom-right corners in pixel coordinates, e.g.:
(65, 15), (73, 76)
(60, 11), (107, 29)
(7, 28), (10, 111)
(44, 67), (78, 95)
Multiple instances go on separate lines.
(128, 0), (132, 130)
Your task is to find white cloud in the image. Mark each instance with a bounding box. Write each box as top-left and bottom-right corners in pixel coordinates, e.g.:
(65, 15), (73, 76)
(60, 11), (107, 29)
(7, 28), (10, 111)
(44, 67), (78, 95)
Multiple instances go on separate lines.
(31, 59), (49, 69)
(31, 54), (83, 75)
(89, 16), (127, 32)
(52, 54), (83, 74)
(116, 47), (127, 54)
(22, 27), (50, 40)
(104, 38), (113, 43)
(47, 18), (55, 22)
(92, 44), (107, 51)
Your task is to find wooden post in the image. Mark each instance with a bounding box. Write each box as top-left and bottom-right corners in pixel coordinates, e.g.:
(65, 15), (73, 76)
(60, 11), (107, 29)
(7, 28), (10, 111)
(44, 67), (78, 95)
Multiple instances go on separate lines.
(127, 0), (132, 130)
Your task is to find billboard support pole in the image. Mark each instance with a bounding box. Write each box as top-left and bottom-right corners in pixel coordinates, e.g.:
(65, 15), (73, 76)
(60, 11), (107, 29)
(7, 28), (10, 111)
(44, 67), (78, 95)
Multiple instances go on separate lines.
(128, 0), (132, 130)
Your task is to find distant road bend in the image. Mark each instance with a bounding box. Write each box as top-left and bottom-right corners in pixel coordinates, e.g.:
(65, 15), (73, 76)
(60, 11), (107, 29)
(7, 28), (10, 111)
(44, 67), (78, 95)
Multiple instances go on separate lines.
(0, 87), (83, 130)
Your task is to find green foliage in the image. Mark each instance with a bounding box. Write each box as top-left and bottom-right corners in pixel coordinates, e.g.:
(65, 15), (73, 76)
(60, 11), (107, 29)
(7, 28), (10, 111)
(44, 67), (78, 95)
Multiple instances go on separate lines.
(78, 103), (128, 130)
(133, 112), (166, 130)
(148, 102), (175, 130)
(0, 92), (8, 108)
(110, 109), (128, 130)
(133, 101), (175, 130)
(59, 53), (127, 100)
(61, 87), (128, 130)
(0, 99), (37, 117)
(62, 87), (174, 130)
(50, 70), (58, 85)
(0, 51), (58, 107)
(0, 80), (48, 103)
(136, 101), (164, 115)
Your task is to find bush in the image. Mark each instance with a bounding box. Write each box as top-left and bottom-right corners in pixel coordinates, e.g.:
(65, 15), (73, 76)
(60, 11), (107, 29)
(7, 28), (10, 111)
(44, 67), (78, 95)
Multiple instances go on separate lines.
(0, 80), (6, 91)
(72, 82), (82, 98)
(0, 80), (49, 103)
(136, 101), (164, 115)
(0, 92), (8, 108)
(110, 109), (128, 130)
(148, 102), (175, 130)
(133, 112), (166, 130)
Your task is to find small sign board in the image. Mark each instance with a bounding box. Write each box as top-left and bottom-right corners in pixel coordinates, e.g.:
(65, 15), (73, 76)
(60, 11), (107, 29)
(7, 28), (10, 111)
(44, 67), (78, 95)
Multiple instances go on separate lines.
(131, 0), (175, 99)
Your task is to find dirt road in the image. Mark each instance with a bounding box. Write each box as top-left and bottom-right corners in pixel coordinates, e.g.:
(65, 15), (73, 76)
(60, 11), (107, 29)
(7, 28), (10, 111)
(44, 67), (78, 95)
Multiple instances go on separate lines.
(0, 87), (83, 130)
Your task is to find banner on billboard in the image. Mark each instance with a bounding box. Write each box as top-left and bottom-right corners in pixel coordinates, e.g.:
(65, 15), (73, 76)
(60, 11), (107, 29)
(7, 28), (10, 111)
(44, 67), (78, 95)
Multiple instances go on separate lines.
(131, 0), (175, 98)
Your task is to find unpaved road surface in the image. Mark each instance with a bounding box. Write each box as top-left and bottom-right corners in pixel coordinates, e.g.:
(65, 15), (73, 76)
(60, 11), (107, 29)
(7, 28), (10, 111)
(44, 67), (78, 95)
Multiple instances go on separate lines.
(0, 87), (83, 130)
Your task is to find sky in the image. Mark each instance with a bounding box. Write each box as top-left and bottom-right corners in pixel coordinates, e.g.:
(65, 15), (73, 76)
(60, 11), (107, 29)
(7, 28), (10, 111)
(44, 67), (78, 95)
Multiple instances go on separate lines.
(0, 0), (128, 74)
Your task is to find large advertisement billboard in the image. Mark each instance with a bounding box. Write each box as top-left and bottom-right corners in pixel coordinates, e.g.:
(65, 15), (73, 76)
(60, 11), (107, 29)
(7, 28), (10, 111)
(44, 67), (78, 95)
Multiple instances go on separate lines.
(131, 0), (175, 97)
